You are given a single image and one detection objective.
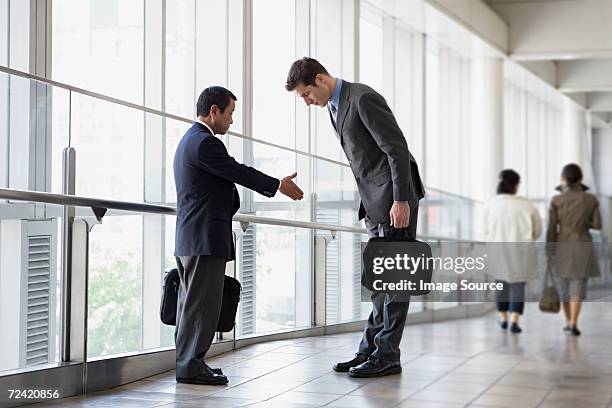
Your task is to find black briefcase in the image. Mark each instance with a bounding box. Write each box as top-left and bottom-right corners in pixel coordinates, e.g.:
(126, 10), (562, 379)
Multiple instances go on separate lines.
(362, 230), (433, 296)
(160, 268), (241, 332)
(160, 268), (180, 325)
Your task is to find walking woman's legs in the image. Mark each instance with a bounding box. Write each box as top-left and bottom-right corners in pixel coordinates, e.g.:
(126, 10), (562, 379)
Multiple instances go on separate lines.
(569, 298), (582, 326)
(563, 302), (571, 325)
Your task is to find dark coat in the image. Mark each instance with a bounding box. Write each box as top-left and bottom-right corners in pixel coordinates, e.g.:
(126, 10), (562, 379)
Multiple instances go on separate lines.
(331, 81), (425, 222)
(546, 183), (602, 279)
(173, 122), (279, 260)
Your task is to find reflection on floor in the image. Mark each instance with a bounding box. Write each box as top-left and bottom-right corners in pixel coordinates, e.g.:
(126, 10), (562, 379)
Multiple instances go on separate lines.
(29, 303), (612, 408)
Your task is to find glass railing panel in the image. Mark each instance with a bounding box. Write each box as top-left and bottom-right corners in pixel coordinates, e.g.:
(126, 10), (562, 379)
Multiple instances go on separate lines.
(321, 230), (369, 325)
(87, 214), (143, 358)
(87, 212), (235, 359)
(234, 224), (312, 338)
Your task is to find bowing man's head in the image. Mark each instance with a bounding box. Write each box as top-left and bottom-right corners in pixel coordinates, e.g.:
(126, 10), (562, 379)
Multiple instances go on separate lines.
(286, 57), (335, 108)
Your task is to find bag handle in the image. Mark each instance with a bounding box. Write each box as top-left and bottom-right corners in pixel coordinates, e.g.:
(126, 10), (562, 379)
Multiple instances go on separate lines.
(544, 259), (555, 287)
(386, 226), (416, 241)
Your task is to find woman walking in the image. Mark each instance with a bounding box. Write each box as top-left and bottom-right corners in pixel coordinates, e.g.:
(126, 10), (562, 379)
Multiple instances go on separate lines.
(482, 169), (542, 333)
(546, 163), (601, 336)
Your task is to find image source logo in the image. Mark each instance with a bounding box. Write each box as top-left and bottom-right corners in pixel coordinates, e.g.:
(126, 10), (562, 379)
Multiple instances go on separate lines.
(362, 240), (434, 296)
(361, 241), (489, 297)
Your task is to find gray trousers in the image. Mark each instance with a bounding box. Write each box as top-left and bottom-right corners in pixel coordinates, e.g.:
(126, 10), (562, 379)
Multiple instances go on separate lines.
(174, 255), (226, 378)
(357, 200), (419, 362)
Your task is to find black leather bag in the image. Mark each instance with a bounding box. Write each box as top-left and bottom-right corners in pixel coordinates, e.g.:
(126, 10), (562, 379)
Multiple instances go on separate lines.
(160, 268), (180, 325)
(160, 268), (241, 332)
(362, 229), (433, 296)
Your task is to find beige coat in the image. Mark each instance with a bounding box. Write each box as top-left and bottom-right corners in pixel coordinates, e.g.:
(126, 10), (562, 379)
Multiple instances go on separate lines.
(546, 184), (602, 279)
(481, 194), (542, 282)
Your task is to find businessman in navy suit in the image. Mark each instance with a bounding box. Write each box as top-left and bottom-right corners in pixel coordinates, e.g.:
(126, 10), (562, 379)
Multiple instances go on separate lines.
(173, 86), (303, 385)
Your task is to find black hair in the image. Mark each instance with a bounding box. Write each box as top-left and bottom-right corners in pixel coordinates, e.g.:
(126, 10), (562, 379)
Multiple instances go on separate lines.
(497, 169), (520, 194)
(196, 86), (237, 117)
(561, 163), (583, 184)
(285, 57), (329, 91)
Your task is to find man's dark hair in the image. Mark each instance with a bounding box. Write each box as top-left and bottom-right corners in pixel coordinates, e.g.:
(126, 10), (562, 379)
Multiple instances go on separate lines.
(497, 169), (520, 194)
(561, 163), (583, 184)
(196, 86), (237, 117)
(285, 57), (329, 91)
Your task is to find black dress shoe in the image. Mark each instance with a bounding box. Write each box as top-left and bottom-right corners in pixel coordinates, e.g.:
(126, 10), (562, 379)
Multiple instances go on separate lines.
(177, 365), (228, 385)
(348, 357), (401, 378)
(203, 361), (223, 375)
(510, 323), (522, 333)
(333, 353), (369, 373)
(569, 325), (581, 336)
(499, 320), (508, 330)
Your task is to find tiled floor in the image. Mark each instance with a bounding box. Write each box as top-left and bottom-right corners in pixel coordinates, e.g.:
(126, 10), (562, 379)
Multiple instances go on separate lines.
(30, 303), (612, 407)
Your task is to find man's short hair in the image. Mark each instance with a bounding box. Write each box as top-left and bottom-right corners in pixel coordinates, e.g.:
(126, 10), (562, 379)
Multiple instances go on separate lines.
(196, 86), (237, 117)
(285, 57), (329, 91)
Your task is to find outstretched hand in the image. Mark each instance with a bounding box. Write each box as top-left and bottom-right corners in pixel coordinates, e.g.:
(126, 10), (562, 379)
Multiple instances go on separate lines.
(279, 172), (304, 201)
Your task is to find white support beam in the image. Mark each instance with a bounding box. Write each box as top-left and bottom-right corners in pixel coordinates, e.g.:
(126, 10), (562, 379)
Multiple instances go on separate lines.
(565, 93), (588, 110)
(426, 0), (508, 54)
(590, 112), (612, 129)
(558, 59), (612, 93)
(491, 0), (612, 60)
(589, 92), (612, 112)
(517, 60), (557, 89)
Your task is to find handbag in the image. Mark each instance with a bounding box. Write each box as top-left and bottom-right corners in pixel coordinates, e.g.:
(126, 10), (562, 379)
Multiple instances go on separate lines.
(362, 228), (433, 296)
(160, 268), (242, 332)
(539, 262), (560, 313)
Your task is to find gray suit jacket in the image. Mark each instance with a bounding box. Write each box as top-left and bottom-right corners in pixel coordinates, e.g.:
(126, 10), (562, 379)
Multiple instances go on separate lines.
(332, 80), (425, 222)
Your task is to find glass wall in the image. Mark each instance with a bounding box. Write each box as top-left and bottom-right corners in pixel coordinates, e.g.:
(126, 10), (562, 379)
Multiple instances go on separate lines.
(52, 0), (144, 104)
(425, 39), (472, 198)
(504, 61), (564, 205)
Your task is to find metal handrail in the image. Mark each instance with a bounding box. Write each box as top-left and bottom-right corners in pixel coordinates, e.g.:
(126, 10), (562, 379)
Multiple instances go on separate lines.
(0, 187), (487, 240)
(0, 188), (175, 215)
(0, 187), (366, 234)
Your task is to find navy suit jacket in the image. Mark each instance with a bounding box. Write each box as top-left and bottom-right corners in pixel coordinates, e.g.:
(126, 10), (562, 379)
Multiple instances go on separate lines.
(174, 122), (279, 260)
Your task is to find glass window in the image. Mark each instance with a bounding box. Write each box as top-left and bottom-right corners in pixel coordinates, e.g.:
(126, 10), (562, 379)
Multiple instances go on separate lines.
(52, 0), (144, 103)
(425, 39), (471, 197)
(504, 62), (565, 202)
(0, 0), (7, 67)
(252, 0), (296, 147)
(70, 93), (144, 201)
(359, 4), (383, 93)
(165, 0), (196, 118)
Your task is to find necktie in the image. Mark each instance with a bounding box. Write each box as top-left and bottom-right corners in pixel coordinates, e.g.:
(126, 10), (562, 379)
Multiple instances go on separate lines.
(329, 103), (338, 127)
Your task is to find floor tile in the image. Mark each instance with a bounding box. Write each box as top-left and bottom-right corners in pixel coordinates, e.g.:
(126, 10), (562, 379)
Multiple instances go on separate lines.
(25, 303), (612, 408)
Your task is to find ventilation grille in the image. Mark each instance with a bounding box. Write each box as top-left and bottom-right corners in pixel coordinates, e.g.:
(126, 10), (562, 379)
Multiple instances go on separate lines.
(353, 233), (363, 319)
(239, 225), (256, 335)
(25, 235), (51, 366)
(316, 209), (341, 324)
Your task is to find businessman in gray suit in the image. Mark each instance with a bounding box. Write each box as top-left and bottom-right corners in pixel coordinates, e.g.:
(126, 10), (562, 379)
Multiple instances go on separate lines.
(286, 57), (425, 377)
